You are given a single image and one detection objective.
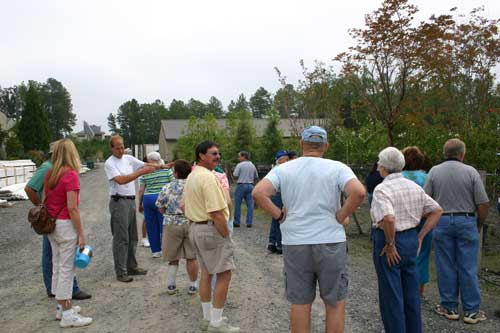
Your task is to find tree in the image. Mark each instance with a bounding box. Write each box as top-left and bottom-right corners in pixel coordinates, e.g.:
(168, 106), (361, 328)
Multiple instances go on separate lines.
(187, 98), (208, 118)
(206, 96), (224, 117)
(0, 84), (27, 121)
(336, 0), (420, 145)
(116, 99), (142, 147)
(167, 99), (191, 119)
(107, 113), (120, 135)
(259, 111), (283, 163)
(249, 87), (272, 118)
(227, 94), (250, 114)
(40, 78), (75, 139)
(233, 110), (255, 161)
(18, 83), (51, 151)
(141, 100), (167, 143)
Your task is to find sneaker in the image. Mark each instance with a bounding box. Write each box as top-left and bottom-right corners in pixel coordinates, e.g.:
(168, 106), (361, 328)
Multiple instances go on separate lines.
(188, 285), (198, 295)
(246, 224), (252, 228)
(141, 238), (150, 247)
(434, 304), (459, 320)
(59, 309), (92, 328)
(152, 252), (162, 258)
(275, 247), (283, 255)
(116, 274), (133, 283)
(201, 319), (210, 331)
(208, 317), (240, 332)
(167, 285), (177, 295)
(267, 244), (277, 253)
(128, 267), (148, 276)
(72, 290), (92, 300)
(56, 306), (81, 321)
(464, 310), (487, 324)
(233, 223), (240, 228)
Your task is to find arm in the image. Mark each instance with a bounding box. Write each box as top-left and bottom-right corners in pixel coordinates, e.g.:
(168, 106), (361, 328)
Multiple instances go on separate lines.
(252, 179), (281, 221)
(112, 166), (155, 185)
(477, 203), (489, 231)
(379, 215), (401, 266)
(24, 186), (41, 206)
(336, 178), (366, 225)
(209, 209), (230, 238)
(67, 191), (85, 250)
(418, 207), (443, 251)
(138, 184), (145, 213)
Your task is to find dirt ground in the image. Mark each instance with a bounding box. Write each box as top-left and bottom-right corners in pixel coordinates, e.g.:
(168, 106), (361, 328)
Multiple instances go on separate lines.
(0, 165), (499, 332)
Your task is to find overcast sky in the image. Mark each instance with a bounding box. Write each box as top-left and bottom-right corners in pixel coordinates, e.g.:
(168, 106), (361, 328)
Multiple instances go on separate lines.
(1, 0), (499, 132)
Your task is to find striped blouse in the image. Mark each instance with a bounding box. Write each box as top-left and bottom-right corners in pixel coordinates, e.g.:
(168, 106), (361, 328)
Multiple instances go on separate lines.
(140, 168), (174, 195)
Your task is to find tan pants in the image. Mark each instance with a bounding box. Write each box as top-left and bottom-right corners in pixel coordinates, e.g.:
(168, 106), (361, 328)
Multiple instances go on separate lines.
(47, 219), (77, 300)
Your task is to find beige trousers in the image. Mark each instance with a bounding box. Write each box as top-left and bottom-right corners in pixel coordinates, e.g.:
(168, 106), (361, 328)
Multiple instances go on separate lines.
(47, 219), (77, 300)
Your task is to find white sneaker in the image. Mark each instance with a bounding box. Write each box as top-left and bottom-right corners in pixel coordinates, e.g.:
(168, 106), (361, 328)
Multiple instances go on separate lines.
(142, 238), (150, 247)
(59, 309), (92, 328)
(152, 252), (162, 258)
(56, 305), (81, 320)
(201, 319), (210, 331)
(207, 317), (240, 332)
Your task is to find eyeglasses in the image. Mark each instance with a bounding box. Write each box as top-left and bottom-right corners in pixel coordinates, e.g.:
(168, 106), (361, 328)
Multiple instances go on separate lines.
(207, 152), (221, 157)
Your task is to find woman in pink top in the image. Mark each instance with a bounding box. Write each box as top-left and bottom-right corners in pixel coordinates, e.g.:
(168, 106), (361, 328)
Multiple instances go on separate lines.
(45, 139), (92, 328)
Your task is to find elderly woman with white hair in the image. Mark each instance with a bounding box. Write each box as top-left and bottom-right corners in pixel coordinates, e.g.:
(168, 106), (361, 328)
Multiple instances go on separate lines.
(370, 147), (443, 333)
(138, 152), (174, 257)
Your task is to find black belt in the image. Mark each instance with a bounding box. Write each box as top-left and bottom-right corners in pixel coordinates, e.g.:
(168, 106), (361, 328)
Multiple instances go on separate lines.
(190, 220), (213, 225)
(442, 212), (475, 217)
(111, 195), (135, 201)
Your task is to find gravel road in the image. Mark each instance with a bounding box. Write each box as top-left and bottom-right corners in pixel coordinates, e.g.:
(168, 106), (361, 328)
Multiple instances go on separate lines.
(0, 165), (498, 332)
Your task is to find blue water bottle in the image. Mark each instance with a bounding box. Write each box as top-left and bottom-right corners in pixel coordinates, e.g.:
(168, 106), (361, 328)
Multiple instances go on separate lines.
(75, 245), (93, 269)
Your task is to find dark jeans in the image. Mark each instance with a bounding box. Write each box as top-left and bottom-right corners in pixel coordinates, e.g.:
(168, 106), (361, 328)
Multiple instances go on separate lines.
(42, 235), (80, 295)
(268, 194), (282, 248)
(234, 183), (254, 226)
(109, 198), (138, 275)
(372, 228), (421, 333)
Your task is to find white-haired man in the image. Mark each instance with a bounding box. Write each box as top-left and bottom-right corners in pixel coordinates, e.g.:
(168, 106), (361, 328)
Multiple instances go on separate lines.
(253, 126), (366, 332)
(371, 147), (443, 333)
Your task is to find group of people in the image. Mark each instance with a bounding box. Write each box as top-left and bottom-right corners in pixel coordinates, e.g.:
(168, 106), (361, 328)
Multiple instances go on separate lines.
(24, 126), (494, 332)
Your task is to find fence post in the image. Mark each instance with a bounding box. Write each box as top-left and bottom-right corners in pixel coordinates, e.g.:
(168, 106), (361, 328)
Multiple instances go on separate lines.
(478, 170), (486, 269)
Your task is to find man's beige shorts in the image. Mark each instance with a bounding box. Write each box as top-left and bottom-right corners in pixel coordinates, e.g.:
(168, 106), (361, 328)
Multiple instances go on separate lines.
(189, 222), (235, 274)
(162, 224), (196, 262)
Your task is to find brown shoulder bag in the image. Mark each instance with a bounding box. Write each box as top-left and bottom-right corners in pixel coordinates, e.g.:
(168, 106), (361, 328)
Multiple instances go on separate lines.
(27, 170), (65, 235)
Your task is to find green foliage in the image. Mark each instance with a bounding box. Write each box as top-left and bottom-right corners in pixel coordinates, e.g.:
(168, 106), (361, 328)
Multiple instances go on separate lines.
(73, 137), (111, 162)
(173, 114), (229, 162)
(249, 87), (272, 118)
(259, 111), (283, 163)
(40, 78), (75, 139)
(228, 94), (250, 114)
(5, 130), (25, 159)
(18, 83), (51, 151)
(233, 110), (256, 161)
(107, 113), (120, 135)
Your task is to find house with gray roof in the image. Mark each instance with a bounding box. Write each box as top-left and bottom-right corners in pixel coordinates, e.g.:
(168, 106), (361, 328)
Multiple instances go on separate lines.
(158, 118), (326, 161)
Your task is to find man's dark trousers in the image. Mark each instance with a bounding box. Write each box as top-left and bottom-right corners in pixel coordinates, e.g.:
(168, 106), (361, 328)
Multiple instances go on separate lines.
(372, 228), (421, 333)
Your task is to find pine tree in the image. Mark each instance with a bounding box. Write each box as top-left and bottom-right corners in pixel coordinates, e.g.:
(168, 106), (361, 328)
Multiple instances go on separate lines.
(18, 83), (51, 151)
(233, 110), (255, 161)
(260, 111), (283, 163)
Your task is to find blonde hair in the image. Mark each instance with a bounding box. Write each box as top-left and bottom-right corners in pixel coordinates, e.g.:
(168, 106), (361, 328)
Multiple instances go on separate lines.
(48, 138), (81, 189)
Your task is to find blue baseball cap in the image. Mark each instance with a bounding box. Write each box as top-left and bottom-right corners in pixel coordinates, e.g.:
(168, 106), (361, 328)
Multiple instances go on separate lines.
(301, 126), (327, 143)
(275, 150), (289, 160)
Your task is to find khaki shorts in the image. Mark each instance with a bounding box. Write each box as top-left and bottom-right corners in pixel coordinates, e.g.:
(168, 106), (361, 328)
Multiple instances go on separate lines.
(189, 222), (235, 274)
(162, 224), (196, 262)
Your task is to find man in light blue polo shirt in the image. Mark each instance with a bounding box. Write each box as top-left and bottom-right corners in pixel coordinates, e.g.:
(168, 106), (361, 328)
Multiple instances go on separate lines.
(253, 126), (366, 332)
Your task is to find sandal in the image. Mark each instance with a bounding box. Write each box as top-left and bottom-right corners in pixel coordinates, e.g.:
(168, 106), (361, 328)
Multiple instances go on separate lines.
(435, 304), (459, 320)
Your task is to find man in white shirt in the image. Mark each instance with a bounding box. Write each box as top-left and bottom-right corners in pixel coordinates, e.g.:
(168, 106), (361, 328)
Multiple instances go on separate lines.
(104, 136), (157, 282)
(253, 126), (366, 332)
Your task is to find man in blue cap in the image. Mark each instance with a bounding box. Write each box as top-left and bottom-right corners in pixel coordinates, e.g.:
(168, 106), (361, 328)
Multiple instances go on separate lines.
(253, 126), (366, 332)
(266, 150), (290, 254)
